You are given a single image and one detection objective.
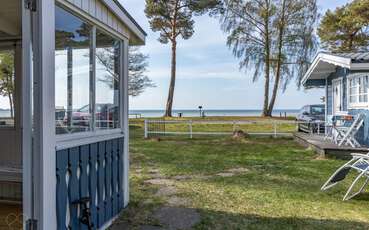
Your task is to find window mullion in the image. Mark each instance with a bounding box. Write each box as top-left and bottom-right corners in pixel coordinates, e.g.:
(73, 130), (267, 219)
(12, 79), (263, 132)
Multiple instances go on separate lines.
(90, 26), (97, 131)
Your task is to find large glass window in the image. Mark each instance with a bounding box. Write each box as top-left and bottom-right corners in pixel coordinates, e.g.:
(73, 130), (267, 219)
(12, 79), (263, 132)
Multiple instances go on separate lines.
(55, 6), (122, 135)
(95, 30), (120, 130)
(348, 75), (368, 107)
(0, 49), (15, 127)
(55, 6), (92, 134)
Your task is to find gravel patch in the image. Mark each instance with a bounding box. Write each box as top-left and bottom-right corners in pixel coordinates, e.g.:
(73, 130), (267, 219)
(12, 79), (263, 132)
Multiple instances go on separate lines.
(153, 206), (201, 230)
(167, 196), (191, 207)
(145, 179), (175, 186)
(155, 186), (177, 197)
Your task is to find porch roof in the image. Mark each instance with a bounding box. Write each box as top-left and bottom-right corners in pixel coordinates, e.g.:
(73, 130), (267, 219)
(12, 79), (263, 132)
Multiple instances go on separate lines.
(302, 52), (369, 87)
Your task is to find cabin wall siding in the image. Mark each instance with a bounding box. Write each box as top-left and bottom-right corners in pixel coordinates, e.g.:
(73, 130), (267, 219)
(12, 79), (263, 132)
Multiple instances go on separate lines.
(59, 0), (130, 39)
(326, 67), (369, 146)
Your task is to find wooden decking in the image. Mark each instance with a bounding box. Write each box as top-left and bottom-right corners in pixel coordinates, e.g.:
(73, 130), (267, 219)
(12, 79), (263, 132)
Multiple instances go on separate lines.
(294, 132), (369, 159)
(0, 203), (22, 229)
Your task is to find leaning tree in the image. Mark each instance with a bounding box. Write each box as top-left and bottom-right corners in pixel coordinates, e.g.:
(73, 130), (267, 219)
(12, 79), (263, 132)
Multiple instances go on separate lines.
(219, 0), (318, 116)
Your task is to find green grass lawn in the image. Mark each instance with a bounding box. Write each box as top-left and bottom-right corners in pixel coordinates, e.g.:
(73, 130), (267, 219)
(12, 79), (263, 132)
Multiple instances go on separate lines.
(130, 116), (297, 134)
(122, 119), (369, 230)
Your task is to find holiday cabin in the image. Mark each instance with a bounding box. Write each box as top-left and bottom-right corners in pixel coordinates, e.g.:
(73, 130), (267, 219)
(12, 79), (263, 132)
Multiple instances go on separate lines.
(0, 0), (145, 229)
(302, 52), (369, 146)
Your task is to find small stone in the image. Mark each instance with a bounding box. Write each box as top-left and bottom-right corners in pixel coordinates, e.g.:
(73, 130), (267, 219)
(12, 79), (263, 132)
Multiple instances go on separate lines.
(216, 172), (235, 177)
(149, 169), (160, 174)
(144, 179), (175, 186)
(227, 167), (249, 173)
(232, 130), (249, 139)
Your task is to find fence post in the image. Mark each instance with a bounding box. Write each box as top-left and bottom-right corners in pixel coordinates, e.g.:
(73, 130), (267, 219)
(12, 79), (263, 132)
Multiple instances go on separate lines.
(273, 121), (277, 138)
(144, 119), (148, 138)
(189, 120), (193, 139)
(317, 122), (320, 135)
(233, 121), (236, 132)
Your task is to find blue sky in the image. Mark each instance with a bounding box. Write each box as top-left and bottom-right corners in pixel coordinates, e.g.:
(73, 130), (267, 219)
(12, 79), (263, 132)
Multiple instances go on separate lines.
(122, 0), (351, 110)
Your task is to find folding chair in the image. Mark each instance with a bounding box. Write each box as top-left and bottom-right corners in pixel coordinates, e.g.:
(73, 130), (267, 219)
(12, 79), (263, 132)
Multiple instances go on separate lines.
(335, 114), (365, 148)
(321, 153), (369, 201)
(324, 115), (334, 141)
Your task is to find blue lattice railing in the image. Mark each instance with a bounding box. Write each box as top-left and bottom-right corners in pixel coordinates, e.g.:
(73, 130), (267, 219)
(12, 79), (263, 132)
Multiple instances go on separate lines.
(56, 137), (124, 229)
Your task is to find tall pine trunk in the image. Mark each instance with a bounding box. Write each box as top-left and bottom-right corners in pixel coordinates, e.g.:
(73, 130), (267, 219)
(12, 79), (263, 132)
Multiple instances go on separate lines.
(262, 1), (271, 117)
(8, 93), (13, 118)
(165, 39), (177, 117)
(267, 0), (286, 116)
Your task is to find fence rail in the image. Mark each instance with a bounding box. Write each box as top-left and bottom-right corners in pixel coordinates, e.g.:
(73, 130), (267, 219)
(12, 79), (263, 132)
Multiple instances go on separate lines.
(144, 119), (326, 138)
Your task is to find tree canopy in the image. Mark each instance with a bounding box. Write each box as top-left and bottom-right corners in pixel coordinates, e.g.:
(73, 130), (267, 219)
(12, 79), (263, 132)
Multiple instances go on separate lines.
(95, 46), (154, 97)
(128, 47), (155, 97)
(318, 0), (369, 52)
(219, 0), (318, 116)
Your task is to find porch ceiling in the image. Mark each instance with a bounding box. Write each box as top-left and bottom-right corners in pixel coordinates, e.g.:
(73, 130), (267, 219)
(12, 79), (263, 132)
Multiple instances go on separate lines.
(0, 0), (21, 38)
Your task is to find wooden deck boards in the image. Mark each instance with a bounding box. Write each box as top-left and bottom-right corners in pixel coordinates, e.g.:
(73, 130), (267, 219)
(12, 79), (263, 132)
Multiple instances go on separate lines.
(0, 204), (22, 229)
(294, 132), (369, 158)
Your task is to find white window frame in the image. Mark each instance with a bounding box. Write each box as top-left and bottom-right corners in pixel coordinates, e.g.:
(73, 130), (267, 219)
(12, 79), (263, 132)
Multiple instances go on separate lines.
(55, 4), (126, 148)
(347, 74), (369, 109)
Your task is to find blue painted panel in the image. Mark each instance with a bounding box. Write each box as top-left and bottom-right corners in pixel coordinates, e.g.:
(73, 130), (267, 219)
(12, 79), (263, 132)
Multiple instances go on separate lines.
(56, 150), (68, 230)
(118, 138), (124, 209)
(97, 141), (106, 227)
(68, 147), (81, 230)
(112, 139), (118, 215)
(79, 145), (89, 230)
(89, 143), (98, 229)
(56, 137), (125, 230)
(105, 140), (113, 221)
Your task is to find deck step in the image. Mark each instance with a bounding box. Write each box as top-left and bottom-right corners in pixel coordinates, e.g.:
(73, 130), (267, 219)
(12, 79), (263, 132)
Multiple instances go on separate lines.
(293, 132), (369, 159)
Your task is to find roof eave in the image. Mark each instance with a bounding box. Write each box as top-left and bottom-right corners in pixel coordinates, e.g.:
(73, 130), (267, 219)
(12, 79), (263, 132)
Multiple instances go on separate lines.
(301, 53), (351, 86)
(102, 0), (146, 45)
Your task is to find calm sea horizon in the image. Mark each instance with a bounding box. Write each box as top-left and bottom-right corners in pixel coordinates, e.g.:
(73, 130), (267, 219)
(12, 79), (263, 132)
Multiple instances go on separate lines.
(0, 109), (300, 118)
(129, 109), (299, 118)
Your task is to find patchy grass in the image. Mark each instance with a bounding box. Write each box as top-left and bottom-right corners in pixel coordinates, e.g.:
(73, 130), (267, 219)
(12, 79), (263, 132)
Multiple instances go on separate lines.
(119, 120), (369, 230)
(130, 116), (297, 135)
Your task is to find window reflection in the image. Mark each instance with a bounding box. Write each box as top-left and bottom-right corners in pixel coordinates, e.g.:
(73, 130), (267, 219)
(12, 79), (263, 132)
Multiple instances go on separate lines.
(55, 6), (92, 134)
(0, 49), (15, 127)
(95, 29), (120, 129)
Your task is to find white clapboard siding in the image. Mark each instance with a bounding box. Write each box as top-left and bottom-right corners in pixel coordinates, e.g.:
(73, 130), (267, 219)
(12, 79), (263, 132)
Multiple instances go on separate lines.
(59, 0), (131, 39)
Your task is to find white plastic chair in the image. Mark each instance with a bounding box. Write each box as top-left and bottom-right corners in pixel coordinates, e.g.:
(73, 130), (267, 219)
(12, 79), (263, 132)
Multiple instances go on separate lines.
(321, 153), (369, 201)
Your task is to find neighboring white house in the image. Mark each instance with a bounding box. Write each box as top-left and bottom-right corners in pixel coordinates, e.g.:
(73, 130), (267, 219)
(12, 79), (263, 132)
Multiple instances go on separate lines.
(302, 52), (369, 146)
(0, 0), (145, 229)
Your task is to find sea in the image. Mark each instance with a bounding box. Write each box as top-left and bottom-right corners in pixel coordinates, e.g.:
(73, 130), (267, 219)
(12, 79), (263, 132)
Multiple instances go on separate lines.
(129, 109), (299, 118)
(0, 110), (10, 118)
(0, 109), (300, 118)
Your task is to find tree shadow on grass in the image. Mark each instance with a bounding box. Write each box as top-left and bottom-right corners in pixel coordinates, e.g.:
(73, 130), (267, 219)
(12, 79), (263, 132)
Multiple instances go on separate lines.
(114, 203), (369, 230)
(196, 209), (369, 230)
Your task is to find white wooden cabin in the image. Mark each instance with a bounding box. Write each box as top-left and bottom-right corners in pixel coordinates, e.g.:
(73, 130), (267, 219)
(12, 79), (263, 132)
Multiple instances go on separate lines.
(0, 0), (145, 229)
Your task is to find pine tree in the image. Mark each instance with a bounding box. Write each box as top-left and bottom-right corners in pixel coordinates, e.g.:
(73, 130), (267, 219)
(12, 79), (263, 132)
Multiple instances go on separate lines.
(145, 0), (219, 117)
(318, 0), (369, 52)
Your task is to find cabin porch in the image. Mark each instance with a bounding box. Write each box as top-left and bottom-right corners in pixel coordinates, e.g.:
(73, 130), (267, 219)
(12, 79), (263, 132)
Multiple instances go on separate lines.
(294, 132), (369, 159)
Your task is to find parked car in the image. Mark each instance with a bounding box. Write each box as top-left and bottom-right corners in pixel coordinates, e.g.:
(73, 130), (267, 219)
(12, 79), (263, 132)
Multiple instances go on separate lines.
(61, 103), (118, 128)
(296, 104), (325, 133)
